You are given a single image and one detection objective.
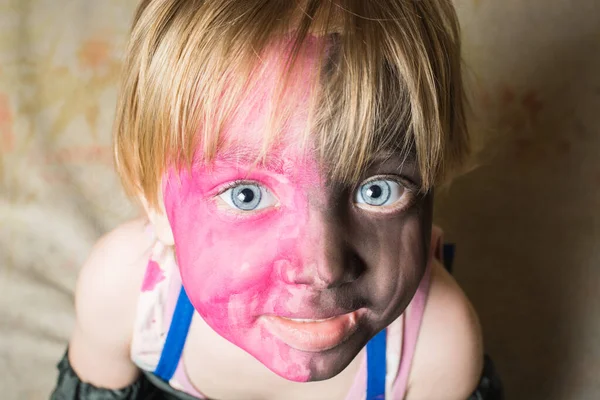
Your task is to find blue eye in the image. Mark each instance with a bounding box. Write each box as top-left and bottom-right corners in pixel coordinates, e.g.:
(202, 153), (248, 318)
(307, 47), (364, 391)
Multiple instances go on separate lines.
(355, 179), (405, 207)
(219, 183), (277, 211)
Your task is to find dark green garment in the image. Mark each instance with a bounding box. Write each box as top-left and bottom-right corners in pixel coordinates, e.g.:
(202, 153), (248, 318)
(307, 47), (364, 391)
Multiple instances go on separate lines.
(51, 350), (502, 400)
(50, 352), (194, 400)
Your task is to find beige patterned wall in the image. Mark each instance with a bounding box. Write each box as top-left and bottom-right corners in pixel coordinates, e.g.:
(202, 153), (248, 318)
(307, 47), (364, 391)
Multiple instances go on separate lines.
(0, 1), (599, 399)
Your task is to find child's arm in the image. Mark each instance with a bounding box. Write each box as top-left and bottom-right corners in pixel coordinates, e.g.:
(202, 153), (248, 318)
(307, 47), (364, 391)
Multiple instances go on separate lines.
(54, 219), (152, 394)
(406, 260), (484, 400)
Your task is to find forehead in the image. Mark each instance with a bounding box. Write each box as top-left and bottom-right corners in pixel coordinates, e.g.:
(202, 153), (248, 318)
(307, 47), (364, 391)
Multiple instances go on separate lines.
(215, 41), (321, 155)
(191, 37), (419, 185)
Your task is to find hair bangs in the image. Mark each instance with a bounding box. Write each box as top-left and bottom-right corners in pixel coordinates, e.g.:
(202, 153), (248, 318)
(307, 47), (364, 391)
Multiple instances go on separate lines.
(114, 0), (468, 208)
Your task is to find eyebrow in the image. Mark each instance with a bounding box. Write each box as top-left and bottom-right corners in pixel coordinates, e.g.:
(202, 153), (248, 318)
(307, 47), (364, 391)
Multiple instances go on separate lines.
(206, 143), (418, 178)
(213, 144), (288, 174)
(366, 148), (422, 184)
(369, 147), (417, 167)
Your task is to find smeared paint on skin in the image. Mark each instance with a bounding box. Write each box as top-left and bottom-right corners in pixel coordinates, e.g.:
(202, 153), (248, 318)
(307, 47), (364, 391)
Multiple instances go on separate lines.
(141, 260), (165, 292)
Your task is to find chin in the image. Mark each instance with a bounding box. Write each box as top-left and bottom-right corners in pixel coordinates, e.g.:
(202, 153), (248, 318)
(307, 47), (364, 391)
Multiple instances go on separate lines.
(264, 354), (348, 383)
(257, 330), (368, 383)
(307, 332), (368, 382)
(304, 358), (353, 382)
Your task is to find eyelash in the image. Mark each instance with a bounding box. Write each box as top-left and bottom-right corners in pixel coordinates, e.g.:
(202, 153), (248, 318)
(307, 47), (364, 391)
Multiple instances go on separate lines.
(357, 174), (416, 193)
(359, 174), (416, 190)
(215, 179), (254, 195)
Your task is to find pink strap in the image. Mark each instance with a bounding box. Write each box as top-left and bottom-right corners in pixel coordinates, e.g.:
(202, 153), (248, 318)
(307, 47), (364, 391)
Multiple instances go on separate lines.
(391, 266), (431, 397)
(172, 358), (204, 398)
(343, 227), (443, 400)
(391, 226), (442, 398)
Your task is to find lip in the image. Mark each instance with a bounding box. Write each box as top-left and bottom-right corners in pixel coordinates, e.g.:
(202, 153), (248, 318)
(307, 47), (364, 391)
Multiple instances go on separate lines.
(261, 311), (360, 352)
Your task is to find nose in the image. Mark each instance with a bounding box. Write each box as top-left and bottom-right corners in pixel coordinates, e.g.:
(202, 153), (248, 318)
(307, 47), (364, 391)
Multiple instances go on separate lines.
(277, 209), (364, 289)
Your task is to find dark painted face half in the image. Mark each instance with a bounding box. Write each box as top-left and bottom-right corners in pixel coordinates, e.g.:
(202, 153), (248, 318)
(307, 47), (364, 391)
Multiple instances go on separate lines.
(162, 52), (433, 383)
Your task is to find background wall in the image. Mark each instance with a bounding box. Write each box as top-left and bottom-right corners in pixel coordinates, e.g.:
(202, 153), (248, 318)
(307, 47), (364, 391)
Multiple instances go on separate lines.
(1, 0), (599, 399)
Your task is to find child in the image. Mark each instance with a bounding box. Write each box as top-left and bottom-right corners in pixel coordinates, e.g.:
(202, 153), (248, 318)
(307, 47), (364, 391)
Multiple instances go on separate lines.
(52, 0), (491, 398)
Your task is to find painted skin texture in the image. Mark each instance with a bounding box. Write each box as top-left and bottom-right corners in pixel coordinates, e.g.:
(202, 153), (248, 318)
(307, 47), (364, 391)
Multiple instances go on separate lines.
(162, 46), (433, 383)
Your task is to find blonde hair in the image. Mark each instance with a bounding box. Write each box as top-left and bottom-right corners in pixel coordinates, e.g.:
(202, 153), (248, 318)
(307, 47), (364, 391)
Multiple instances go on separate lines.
(114, 0), (469, 208)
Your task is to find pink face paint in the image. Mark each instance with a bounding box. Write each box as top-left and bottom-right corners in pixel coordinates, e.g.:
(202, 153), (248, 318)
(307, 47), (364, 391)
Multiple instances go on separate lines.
(142, 260), (165, 292)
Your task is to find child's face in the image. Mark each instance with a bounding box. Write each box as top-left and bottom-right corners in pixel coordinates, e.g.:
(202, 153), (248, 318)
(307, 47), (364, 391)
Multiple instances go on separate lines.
(162, 55), (433, 382)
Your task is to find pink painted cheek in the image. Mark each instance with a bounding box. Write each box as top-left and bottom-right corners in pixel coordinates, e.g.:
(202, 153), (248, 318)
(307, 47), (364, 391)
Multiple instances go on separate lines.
(167, 205), (277, 320)
(165, 210), (313, 378)
(162, 159), (326, 381)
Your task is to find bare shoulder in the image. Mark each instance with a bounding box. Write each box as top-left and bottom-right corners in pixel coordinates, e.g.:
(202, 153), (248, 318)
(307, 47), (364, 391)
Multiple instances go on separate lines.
(74, 218), (153, 335)
(406, 260), (484, 400)
(68, 218), (154, 388)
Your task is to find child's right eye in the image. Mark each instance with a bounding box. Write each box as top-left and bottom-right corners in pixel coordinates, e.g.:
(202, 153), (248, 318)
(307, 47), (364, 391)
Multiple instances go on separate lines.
(218, 182), (277, 212)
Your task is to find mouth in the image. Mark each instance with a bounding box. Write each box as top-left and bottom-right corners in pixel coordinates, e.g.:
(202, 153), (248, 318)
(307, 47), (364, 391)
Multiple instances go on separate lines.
(260, 310), (361, 352)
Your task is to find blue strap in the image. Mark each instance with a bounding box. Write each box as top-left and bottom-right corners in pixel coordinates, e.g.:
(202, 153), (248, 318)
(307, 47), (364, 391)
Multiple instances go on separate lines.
(366, 328), (387, 400)
(154, 286), (194, 381)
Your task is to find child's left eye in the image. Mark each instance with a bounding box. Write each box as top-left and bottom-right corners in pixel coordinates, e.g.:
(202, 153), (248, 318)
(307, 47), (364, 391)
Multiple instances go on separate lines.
(354, 178), (409, 209)
(218, 183), (277, 211)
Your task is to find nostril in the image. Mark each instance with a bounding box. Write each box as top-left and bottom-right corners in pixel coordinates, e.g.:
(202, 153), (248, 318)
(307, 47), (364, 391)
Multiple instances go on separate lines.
(275, 259), (314, 285)
(326, 251), (364, 288)
(316, 251), (366, 289)
(345, 252), (366, 283)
